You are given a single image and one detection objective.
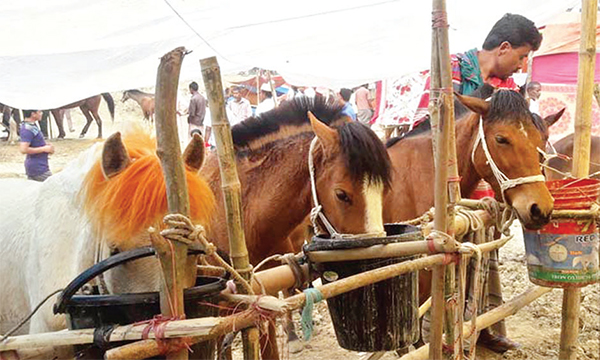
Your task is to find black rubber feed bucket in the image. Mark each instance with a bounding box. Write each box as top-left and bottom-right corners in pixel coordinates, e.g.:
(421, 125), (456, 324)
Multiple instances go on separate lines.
(304, 224), (420, 352)
(54, 247), (226, 359)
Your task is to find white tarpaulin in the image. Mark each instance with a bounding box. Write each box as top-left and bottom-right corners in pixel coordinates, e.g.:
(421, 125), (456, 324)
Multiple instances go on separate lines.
(0, 0), (580, 109)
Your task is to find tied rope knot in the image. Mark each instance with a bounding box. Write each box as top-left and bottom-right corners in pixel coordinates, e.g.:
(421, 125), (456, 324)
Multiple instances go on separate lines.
(426, 230), (459, 253)
(135, 314), (192, 355)
(479, 197), (515, 236)
(159, 213), (254, 295)
(301, 288), (324, 341)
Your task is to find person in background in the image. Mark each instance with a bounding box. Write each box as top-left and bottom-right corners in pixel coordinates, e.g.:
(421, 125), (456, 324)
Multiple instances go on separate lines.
(354, 84), (373, 126)
(19, 109), (54, 181)
(188, 81), (210, 145)
(413, 13), (542, 124)
(338, 88), (357, 121)
(226, 86), (252, 125)
(526, 81), (542, 115)
(255, 83), (275, 115)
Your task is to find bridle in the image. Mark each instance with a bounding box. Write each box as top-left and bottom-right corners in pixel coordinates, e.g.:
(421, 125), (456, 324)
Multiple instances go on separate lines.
(307, 136), (386, 239)
(471, 117), (545, 202)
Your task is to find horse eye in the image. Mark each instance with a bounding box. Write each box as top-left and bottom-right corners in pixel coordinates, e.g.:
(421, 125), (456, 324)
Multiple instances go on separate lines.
(335, 189), (351, 204)
(495, 135), (510, 145)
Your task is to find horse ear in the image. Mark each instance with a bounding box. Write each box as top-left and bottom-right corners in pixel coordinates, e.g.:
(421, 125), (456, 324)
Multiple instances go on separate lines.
(544, 107), (565, 128)
(454, 92), (490, 117)
(102, 132), (130, 178)
(309, 111), (338, 149)
(183, 133), (205, 171)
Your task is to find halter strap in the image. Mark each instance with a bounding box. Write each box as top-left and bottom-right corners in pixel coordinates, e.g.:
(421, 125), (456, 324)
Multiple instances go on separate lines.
(471, 118), (545, 201)
(308, 137), (385, 239)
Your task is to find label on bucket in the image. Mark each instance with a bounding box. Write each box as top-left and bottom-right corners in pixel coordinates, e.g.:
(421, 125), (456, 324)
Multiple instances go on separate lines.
(523, 221), (600, 287)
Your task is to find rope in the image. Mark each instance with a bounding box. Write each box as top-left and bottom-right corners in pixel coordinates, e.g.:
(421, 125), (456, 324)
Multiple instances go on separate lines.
(160, 214), (255, 295)
(471, 118), (545, 201)
(0, 288), (64, 342)
(301, 288), (324, 341)
(478, 197), (515, 236)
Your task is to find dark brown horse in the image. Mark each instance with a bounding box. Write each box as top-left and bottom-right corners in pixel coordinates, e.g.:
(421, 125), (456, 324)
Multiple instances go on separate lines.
(201, 96), (391, 359)
(546, 134), (600, 181)
(384, 90), (564, 306)
(51, 93), (115, 139)
(121, 90), (155, 122)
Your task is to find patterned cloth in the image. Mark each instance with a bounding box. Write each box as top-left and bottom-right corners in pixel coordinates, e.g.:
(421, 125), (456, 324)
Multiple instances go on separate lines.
(373, 72), (428, 126)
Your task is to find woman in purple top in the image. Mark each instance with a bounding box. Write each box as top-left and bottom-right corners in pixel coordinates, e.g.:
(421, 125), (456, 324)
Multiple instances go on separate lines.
(19, 109), (54, 181)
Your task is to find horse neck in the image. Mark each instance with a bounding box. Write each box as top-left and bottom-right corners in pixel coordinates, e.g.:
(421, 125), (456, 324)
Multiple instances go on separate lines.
(127, 92), (148, 105)
(455, 114), (485, 197)
(209, 136), (314, 263)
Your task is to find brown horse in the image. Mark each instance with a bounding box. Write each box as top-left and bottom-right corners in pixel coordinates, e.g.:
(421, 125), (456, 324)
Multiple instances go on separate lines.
(121, 90), (155, 122)
(384, 90), (564, 307)
(201, 96), (391, 359)
(546, 134), (600, 180)
(51, 93), (115, 139)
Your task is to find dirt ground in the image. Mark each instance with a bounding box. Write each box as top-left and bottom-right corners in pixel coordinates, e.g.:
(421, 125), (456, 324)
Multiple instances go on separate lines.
(1, 92), (598, 360)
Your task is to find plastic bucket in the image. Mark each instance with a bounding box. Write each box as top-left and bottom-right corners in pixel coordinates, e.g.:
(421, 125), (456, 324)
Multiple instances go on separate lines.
(546, 178), (600, 210)
(303, 224), (420, 351)
(524, 220), (599, 288)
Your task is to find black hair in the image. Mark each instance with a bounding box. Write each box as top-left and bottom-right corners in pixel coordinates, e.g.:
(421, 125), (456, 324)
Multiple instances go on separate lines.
(189, 82), (199, 91)
(339, 88), (352, 102)
(482, 14), (542, 51)
(526, 81), (541, 91)
(23, 110), (38, 118)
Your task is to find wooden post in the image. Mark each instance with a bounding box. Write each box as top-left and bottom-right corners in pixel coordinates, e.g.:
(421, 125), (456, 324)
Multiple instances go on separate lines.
(559, 1), (597, 359)
(429, 0), (459, 357)
(266, 70), (279, 107)
(200, 56), (260, 360)
(153, 46), (191, 360)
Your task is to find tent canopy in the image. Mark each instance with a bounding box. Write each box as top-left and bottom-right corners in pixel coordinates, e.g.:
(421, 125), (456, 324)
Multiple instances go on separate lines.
(0, 0), (580, 109)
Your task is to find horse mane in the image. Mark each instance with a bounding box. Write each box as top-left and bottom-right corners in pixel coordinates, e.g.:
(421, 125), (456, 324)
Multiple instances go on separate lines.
(231, 95), (346, 150)
(81, 128), (215, 248)
(125, 89), (155, 97)
(386, 84), (496, 148)
(338, 121), (392, 187)
(486, 89), (533, 124)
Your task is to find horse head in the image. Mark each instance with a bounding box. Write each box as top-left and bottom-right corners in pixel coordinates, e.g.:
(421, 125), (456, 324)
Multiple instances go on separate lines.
(308, 112), (392, 236)
(120, 90), (131, 103)
(82, 129), (215, 293)
(456, 90), (563, 230)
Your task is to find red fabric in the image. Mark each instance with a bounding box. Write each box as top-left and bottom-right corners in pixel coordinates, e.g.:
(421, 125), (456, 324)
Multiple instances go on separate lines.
(532, 53), (600, 85)
(470, 180), (495, 199)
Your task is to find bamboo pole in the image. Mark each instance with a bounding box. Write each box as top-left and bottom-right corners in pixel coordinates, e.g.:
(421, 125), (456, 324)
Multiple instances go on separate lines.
(153, 46), (191, 360)
(560, 1), (597, 358)
(400, 286), (553, 360)
(1, 238), (513, 356)
(200, 56), (260, 360)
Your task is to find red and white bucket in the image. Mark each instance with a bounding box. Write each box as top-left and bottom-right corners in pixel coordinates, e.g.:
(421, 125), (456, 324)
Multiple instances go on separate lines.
(523, 178), (600, 288)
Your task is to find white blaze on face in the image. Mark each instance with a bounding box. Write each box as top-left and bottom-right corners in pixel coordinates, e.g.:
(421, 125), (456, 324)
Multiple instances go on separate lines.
(363, 177), (385, 234)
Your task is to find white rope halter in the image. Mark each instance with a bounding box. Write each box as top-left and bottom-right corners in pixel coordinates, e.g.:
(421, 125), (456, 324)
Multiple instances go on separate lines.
(471, 118), (545, 201)
(308, 137), (386, 239)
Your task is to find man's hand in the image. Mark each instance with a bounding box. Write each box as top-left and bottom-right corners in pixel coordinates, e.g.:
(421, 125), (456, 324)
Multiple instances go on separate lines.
(45, 143), (55, 154)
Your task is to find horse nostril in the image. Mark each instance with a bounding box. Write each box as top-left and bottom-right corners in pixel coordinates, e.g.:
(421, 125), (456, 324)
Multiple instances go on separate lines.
(530, 203), (550, 224)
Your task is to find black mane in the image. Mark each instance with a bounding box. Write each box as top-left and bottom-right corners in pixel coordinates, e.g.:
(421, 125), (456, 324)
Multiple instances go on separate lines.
(338, 122), (392, 187)
(231, 95), (344, 147)
(486, 89), (533, 124)
(231, 96), (391, 187)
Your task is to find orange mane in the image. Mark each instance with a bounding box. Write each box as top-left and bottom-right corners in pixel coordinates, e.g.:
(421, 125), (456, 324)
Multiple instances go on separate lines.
(82, 129), (215, 248)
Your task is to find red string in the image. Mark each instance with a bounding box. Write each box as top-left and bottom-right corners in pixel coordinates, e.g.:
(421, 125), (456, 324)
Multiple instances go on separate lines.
(432, 9), (448, 28)
(427, 239), (437, 253)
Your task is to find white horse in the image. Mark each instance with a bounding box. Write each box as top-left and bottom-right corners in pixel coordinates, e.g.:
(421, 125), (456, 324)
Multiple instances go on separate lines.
(0, 128), (214, 358)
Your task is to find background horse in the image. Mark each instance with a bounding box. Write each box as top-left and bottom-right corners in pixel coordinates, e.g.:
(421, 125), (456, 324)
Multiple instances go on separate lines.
(121, 90), (155, 122)
(0, 128), (213, 358)
(0, 102), (21, 143)
(546, 133), (600, 180)
(201, 96), (392, 359)
(51, 93), (115, 139)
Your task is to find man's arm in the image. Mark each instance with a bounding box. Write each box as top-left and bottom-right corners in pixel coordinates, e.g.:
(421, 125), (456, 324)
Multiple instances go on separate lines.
(19, 142), (52, 155)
